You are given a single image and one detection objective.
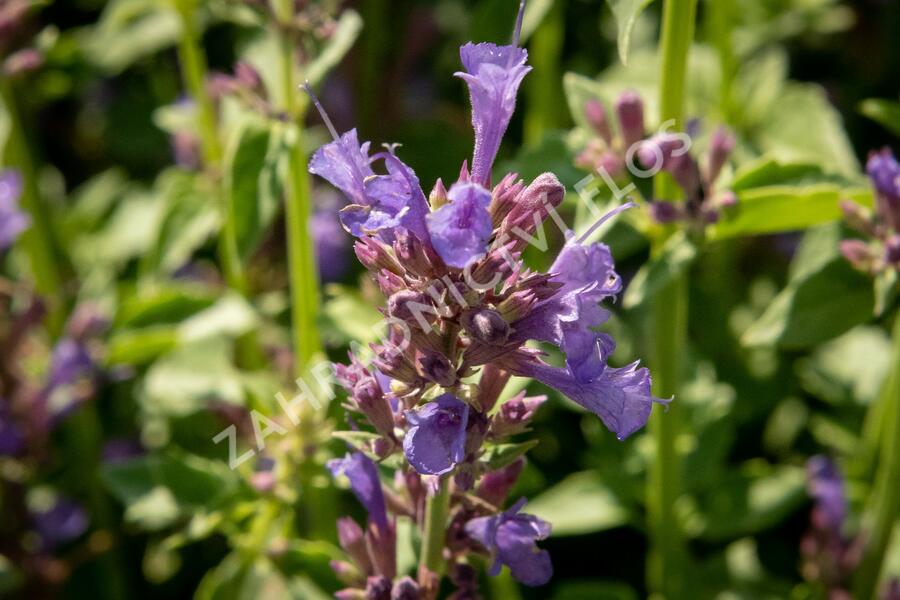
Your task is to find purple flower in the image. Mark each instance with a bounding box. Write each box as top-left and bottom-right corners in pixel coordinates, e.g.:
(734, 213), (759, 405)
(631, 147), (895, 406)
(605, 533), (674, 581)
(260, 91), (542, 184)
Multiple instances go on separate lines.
(328, 451), (389, 532)
(0, 170), (30, 251)
(403, 394), (469, 475)
(807, 455), (847, 535)
(867, 148), (900, 230)
(465, 498), (552, 587)
(306, 87), (430, 244)
(33, 498), (88, 550)
(426, 181), (493, 268)
(0, 400), (24, 456)
(455, 1), (531, 185)
(47, 338), (94, 390)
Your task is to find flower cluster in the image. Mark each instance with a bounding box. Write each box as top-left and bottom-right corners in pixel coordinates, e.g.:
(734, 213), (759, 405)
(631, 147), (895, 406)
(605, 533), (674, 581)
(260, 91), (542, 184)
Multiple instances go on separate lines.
(308, 3), (663, 595)
(840, 148), (900, 275)
(576, 93), (737, 229)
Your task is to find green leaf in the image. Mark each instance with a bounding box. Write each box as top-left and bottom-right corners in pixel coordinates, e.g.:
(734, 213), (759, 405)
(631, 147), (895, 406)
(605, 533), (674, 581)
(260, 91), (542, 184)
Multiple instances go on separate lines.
(116, 283), (217, 328)
(321, 284), (385, 346)
(860, 98), (900, 138)
(102, 450), (240, 530)
(106, 326), (179, 366)
(690, 462), (806, 542)
(305, 10), (363, 86)
(742, 225), (875, 349)
(623, 232), (696, 309)
(224, 116), (275, 261)
(874, 269), (899, 317)
(479, 440), (539, 471)
(81, 0), (182, 74)
(528, 471), (630, 536)
(607, 0), (655, 65)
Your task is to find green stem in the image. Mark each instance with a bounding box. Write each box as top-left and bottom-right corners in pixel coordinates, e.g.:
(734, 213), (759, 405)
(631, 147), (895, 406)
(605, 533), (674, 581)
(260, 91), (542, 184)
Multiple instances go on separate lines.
(523, 0), (565, 146)
(647, 1), (697, 597)
(273, 0), (321, 373)
(419, 476), (450, 577)
(706, 0), (735, 123)
(172, 0), (244, 292)
(854, 314), (900, 599)
(0, 79), (66, 336)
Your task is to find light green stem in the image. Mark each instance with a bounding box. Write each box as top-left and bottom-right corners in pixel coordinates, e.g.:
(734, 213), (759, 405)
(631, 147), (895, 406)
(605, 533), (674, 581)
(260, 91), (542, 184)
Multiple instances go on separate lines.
(706, 0), (735, 123)
(273, 0), (321, 373)
(647, 0), (697, 597)
(419, 476), (450, 577)
(523, 0), (565, 146)
(1, 79), (66, 335)
(854, 314), (900, 599)
(172, 0), (244, 292)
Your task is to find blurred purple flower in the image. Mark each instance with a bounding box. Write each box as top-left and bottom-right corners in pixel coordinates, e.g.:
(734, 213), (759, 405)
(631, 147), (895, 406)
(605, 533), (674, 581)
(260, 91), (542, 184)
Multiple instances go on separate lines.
(807, 455), (848, 535)
(311, 192), (351, 282)
(328, 451), (389, 532)
(465, 497), (552, 586)
(403, 394), (469, 475)
(0, 170), (29, 251)
(33, 498), (88, 550)
(0, 400), (24, 456)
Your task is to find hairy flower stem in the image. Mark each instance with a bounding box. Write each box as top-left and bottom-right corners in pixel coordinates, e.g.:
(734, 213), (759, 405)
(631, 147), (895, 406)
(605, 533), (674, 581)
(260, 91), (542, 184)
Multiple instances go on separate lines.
(0, 78), (66, 336)
(272, 0), (322, 374)
(419, 475), (451, 578)
(647, 0), (697, 597)
(854, 314), (900, 599)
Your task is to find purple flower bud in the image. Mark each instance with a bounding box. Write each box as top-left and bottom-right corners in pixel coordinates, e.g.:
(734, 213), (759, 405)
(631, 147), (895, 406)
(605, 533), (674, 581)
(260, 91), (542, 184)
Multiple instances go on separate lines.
(465, 498), (552, 587)
(885, 234), (900, 265)
(371, 345), (419, 386)
(492, 392), (547, 437)
(403, 394), (469, 475)
(429, 178), (448, 208)
(331, 559), (363, 586)
(390, 576), (421, 600)
(47, 338), (94, 391)
(840, 200), (876, 237)
(0, 170), (29, 251)
(234, 61), (263, 91)
(365, 576), (393, 600)
(649, 201), (683, 224)
(393, 228), (433, 277)
(637, 134), (686, 173)
(354, 238), (403, 274)
(3, 48), (43, 77)
(461, 308), (510, 345)
(353, 378), (396, 439)
(840, 239), (874, 271)
(615, 90), (645, 150)
(337, 517), (375, 574)
(706, 126), (735, 184)
(427, 181), (493, 269)
(365, 519), (397, 578)
(33, 498), (88, 550)
(414, 349), (457, 387)
(0, 401), (24, 456)
(489, 172), (524, 228)
(807, 456), (847, 537)
(477, 457), (525, 507)
(584, 99), (613, 145)
(387, 290), (432, 324)
(376, 270), (406, 296)
(667, 153), (701, 198)
(501, 173), (566, 244)
(0, 0), (30, 40)
(867, 148), (900, 230)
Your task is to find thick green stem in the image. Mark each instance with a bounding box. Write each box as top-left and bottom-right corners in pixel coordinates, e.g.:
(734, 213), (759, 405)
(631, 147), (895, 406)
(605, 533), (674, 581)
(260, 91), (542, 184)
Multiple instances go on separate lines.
(172, 0), (244, 292)
(854, 314), (900, 599)
(523, 0), (565, 146)
(647, 0), (697, 597)
(706, 0), (735, 123)
(0, 79), (66, 335)
(419, 476), (450, 577)
(273, 0), (321, 373)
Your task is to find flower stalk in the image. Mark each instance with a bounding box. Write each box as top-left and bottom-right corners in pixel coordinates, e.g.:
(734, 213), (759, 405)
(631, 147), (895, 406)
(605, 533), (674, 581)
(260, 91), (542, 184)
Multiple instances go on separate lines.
(419, 476), (451, 577)
(272, 0), (321, 373)
(647, 0), (697, 596)
(853, 313), (900, 599)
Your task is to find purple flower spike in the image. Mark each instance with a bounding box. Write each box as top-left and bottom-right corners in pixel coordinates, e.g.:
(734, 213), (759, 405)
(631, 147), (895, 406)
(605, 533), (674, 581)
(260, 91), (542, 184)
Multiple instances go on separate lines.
(0, 170), (30, 251)
(456, 2), (531, 186)
(465, 498), (552, 587)
(403, 394), (469, 475)
(328, 452), (389, 532)
(807, 455), (847, 534)
(33, 498), (89, 550)
(426, 181), (493, 268)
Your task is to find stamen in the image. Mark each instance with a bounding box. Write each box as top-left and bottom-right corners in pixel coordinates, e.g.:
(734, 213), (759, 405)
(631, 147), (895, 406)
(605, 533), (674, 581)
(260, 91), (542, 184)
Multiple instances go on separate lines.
(301, 81), (340, 141)
(575, 201), (636, 245)
(512, 0), (527, 48)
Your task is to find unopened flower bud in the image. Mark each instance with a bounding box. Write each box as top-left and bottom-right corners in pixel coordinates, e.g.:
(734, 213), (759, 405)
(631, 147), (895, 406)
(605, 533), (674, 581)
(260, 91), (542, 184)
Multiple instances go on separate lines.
(414, 349), (457, 387)
(355, 238), (403, 274)
(637, 134), (685, 172)
(840, 200), (876, 237)
(717, 190), (738, 209)
(461, 308), (510, 345)
(353, 378), (395, 439)
(649, 201), (683, 224)
(584, 98), (613, 145)
(840, 239), (875, 272)
(234, 61), (263, 91)
(376, 270), (405, 296)
(477, 457), (525, 507)
(338, 517), (374, 574)
(616, 90), (645, 149)
(387, 290), (435, 327)
(596, 151), (625, 178)
(885, 235), (900, 265)
(429, 178), (448, 209)
(706, 126), (735, 184)
(502, 172), (565, 242)
(391, 576), (421, 600)
(491, 393), (547, 437)
(667, 152), (701, 199)
(365, 522), (397, 579)
(372, 345), (419, 386)
(393, 229), (433, 277)
(331, 560), (364, 586)
(489, 172), (524, 228)
(3, 48), (42, 77)
(364, 575), (393, 600)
